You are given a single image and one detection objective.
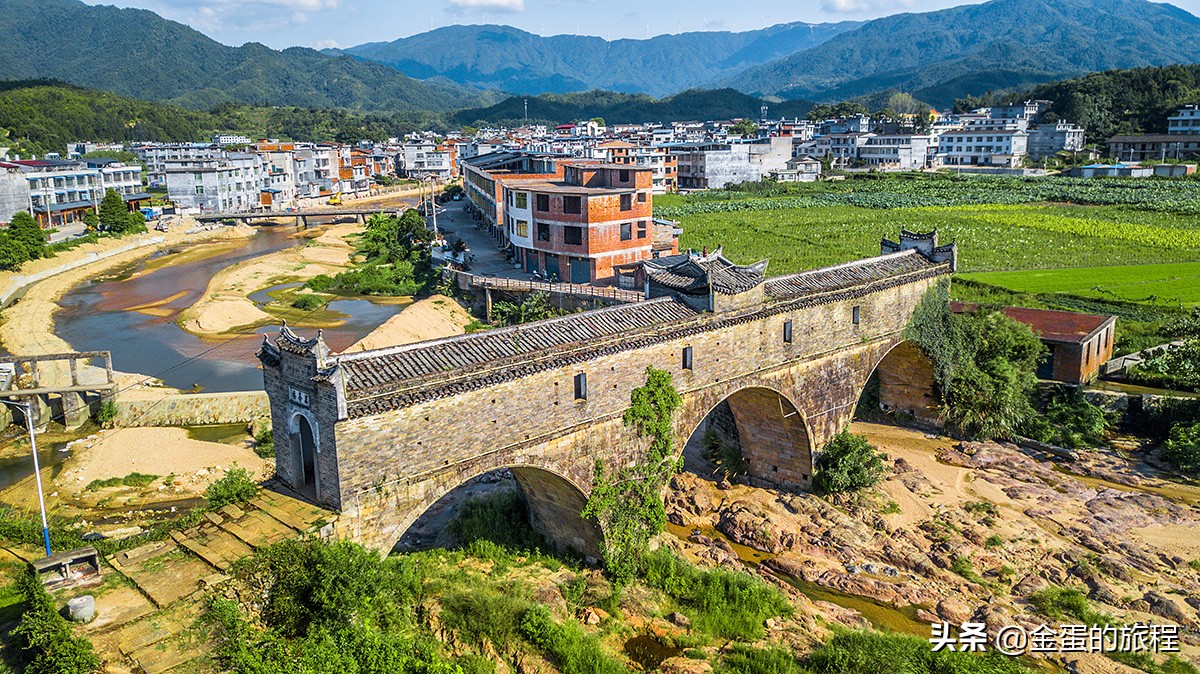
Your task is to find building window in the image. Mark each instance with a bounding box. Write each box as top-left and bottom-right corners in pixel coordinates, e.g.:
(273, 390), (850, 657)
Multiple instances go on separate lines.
(516, 220), (529, 237)
(682, 346), (693, 370)
(563, 196), (582, 214)
(195, 186), (204, 195)
(619, 169), (630, 182)
(620, 194), (632, 211)
(638, 192), (647, 203)
(516, 192), (527, 209)
(620, 222), (632, 241)
(637, 221), (648, 239)
(564, 226), (583, 245)
(852, 306), (861, 325)
(536, 193), (550, 211)
(784, 320), (793, 343)
(574, 372), (588, 401)
(537, 222), (551, 241)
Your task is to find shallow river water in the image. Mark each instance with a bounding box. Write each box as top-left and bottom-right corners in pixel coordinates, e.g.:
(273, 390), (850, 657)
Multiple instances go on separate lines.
(54, 225), (401, 392)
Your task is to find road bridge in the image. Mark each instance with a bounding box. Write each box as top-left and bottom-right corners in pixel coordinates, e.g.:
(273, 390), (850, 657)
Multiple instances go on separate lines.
(0, 351), (116, 431)
(195, 207), (407, 227)
(259, 231), (957, 557)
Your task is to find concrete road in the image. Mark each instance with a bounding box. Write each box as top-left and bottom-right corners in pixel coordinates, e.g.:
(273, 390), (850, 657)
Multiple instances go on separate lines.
(429, 201), (530, 280)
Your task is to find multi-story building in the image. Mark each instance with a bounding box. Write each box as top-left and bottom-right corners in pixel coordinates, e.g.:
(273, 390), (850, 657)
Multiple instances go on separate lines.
(602, 142), (678, 194)
(1168, 105), (1200, 135)
(134, 143), (224, 187)
(1106, 135), (1200, 162)
(462, 151), (564, 243)
(0, 158), (146, 227)
(0, 168), (30, 224)
(212, 133), (253, 146)
(669, 137), (792, 189)
(65, 141), (124, 158)
(400, 142), (455, 181)
(501, 162), (663, 283)
(937, 121), (1029, 167)
(1026, 121), (1086, 160)
(165, 153), (266, 213)
(858, 134), (932, 170)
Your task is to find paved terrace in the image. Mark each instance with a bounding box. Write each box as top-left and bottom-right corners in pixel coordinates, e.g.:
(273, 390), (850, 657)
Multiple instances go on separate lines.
(330, 249), (946, 418)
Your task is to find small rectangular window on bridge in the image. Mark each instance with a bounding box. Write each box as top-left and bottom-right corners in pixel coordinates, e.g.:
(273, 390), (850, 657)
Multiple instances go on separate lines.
(783, 320), (793, 343)
(682, 346), (693, 370)
(574, 372), (588, 401)
(852, 306), (861, 326)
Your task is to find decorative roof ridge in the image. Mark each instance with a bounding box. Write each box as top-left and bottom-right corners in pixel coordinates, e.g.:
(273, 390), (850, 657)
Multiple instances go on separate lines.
(333, 296), (681, 365)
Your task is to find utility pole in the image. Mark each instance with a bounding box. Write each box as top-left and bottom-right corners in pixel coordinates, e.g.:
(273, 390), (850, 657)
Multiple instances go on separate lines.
(1, 399), (51, 557)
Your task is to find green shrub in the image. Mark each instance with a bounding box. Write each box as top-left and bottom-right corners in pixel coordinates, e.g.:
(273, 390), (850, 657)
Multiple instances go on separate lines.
(1028, 586), (1113, 625)
(204, 465), (258, 509)
(303, 274), (335, 292)
(1129, 340), (1200, 392)
(1162, 422), (1200, 476)
(985, 534), (1004, 548)
(702, 430), (747, 481)
(640, 548), (791, 641)
(716, 644), (804, 674)
(92, 400), (118, 426)
(86, 472), (158, 491)
(1019, 388), (1111, 448)
(518, 605), (628, 674)
(253, 426), (275, 459)
(291, 293), (326, 311)
(813, 432), (885, 495)
(951, 555), (979, 581)
(11, 569), (100, 674)
(449, 491), (545, 551)
(440, 588), (530, 654)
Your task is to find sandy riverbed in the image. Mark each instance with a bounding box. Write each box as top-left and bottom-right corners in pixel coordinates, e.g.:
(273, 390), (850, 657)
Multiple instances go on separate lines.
(177, 222), (361, 337)
(0, 223), (256, 385)
(345, 294), (474, 352)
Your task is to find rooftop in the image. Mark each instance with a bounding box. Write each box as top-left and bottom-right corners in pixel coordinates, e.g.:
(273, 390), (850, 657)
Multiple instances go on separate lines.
(1002, 306), (1115, 344)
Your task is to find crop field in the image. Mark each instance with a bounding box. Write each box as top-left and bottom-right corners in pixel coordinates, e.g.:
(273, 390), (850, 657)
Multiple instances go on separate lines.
(962, 262), (1200, 307)
(669, 203), (1200, 275)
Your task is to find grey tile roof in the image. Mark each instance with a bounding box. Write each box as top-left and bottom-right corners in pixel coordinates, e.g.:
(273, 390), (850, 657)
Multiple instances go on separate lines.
(335, 298), (699, 397)
(765, 250), (939, 299)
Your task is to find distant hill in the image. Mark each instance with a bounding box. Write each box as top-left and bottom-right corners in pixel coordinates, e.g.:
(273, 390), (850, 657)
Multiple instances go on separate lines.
(453, 89), (813, 126)
(0, 0), (502, 112)
(0, 82), (446, 157)
(339, 22), (861, 97)
(724, 0), (1200, 108)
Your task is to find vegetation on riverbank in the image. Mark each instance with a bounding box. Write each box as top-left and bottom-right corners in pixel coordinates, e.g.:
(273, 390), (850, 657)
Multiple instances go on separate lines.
(305, 210), (436, 297)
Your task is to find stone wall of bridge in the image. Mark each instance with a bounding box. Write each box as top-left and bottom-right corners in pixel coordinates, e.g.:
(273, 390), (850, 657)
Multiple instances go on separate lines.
(267, 273), (941, 554)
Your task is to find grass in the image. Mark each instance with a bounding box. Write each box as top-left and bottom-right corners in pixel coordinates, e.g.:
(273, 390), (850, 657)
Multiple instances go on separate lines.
(85, 472), (159, 491)
(963, 261), (1200, 307)
(672, 203), (1200, 275)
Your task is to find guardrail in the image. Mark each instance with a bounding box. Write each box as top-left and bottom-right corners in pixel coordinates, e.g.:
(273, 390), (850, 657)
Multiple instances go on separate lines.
(446, 269), (643, 303)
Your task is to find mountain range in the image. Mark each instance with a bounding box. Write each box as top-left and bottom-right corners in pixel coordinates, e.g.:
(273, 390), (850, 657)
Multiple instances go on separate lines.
(4, 0), (1200, 116)
(0, 0), (501, 112)
(335, 22), (862, 98)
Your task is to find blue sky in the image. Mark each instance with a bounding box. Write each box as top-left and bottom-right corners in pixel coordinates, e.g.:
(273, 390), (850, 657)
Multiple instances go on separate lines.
(85, 0), (1200, 50)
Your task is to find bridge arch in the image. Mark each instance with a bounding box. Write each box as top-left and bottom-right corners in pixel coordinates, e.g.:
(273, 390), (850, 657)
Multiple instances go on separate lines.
(680, 385), (814, 492)
(393, 464), (603, 561)
(857, 339), (940, 426)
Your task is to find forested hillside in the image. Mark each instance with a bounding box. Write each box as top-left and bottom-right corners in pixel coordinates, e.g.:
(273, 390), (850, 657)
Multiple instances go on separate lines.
(0, 82), (444, 157)
(0, 0), (501, 113)
(454, 89), (814, 126)
(957, 64), (1200, 143)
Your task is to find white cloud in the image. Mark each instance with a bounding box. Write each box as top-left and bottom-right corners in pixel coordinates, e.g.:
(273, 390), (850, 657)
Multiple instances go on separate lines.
(447, 0), (525, 11)
(820, 0), (913, 12)
(312, 38), (341, 49)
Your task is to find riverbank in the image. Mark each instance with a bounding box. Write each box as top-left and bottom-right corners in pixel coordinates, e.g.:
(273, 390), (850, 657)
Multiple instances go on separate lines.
(177, 222), (361, 337)
(0, 223), (256, 387)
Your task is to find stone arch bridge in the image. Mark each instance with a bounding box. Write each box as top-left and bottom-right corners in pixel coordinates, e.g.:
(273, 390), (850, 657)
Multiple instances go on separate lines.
(259, 232), (956, 556)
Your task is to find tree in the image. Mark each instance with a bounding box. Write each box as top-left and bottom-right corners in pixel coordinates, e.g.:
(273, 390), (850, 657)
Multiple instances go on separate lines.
(82, 209), (99, 230)
(730, 118), (760, 137)
(813, 432), (885, 495)
(1162, 422), (1200, 477)
(583, 366), (681, 583)
(97, 188), (130, 232)
(7, 211), (46, 262)
(905, 280), (1045, 440)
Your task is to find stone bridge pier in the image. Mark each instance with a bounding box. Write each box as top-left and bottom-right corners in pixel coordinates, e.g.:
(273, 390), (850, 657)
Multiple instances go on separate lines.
(259, 231), (954, 556)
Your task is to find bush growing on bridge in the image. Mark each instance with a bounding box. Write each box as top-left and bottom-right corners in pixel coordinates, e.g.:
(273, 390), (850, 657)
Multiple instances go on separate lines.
(204, 465), (258, 509)
(583, 366), (681, 584)
(813, 432), (885, 496)
(905, 279), (1045, 440)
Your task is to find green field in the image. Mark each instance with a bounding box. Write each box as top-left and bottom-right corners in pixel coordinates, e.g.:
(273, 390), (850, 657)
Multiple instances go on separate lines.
(672, 203), (1200, 275)
(962, 262), (1200, 307)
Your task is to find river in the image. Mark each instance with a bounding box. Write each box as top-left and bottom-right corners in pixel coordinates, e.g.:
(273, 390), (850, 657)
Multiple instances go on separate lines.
(54, 225), (402, 393)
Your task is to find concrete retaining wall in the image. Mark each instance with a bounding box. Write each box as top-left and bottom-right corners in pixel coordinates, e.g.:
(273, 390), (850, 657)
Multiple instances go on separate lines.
(116, 391), (269, 427)
(0, 236), (167, 309)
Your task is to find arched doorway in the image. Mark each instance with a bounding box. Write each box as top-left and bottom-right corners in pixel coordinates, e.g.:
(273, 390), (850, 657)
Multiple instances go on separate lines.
(395, 466), (603, 561)
(293, 414), (318, 499)
(682, 387), (813, 492)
